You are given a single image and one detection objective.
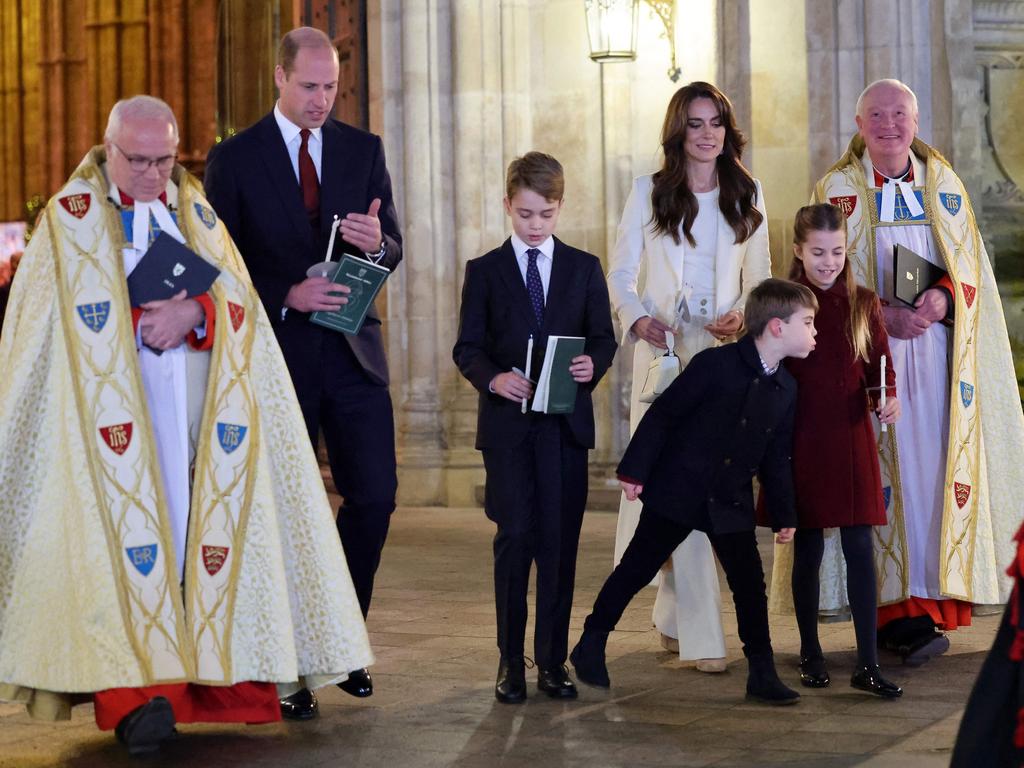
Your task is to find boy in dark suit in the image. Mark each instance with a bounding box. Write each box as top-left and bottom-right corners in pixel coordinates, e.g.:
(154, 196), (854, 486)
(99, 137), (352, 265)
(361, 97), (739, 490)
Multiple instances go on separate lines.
(453, 152), (617, 703)
(570, 278), (818, 705)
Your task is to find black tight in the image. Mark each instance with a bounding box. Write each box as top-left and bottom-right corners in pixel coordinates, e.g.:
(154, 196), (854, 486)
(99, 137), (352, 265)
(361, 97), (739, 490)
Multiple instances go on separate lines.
(792, 525), (877, 667)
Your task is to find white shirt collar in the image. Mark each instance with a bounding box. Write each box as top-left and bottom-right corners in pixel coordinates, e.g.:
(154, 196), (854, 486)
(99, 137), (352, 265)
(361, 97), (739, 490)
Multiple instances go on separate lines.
(274, 103), (322, 146)
(510, 233), (554, 261)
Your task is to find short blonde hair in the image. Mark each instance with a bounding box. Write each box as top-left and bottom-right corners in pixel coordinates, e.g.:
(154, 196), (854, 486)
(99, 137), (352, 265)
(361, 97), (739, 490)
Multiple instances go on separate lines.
(505, 152), (564, 202)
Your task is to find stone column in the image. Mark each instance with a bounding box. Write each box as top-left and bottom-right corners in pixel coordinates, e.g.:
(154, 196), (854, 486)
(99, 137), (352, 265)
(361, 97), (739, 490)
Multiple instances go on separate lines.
(371, 0), (454, 506)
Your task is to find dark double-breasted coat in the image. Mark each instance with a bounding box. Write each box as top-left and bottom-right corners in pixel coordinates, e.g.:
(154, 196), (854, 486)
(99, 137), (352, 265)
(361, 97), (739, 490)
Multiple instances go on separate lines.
(617, 334), (797, 534)
(786, 277), (894, 529)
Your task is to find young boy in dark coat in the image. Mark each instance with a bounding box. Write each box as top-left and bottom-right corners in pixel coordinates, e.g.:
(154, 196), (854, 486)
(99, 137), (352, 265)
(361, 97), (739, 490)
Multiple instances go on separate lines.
(570, 278), (818, 704)
(453, 152), (617, 703)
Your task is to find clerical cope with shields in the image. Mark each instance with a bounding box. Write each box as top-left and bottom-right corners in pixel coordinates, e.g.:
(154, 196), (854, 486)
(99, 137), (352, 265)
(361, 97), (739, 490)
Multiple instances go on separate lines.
(0, 95), (373, 755)
(808, 78), (1024, 664)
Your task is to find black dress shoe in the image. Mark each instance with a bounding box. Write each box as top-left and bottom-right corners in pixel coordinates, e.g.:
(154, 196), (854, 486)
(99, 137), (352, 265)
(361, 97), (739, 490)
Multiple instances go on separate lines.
(569, 629), (610, 688)
(798, 656), (830, 688)
(279, 688), (319, 720)
(338, 668), (373, 697)
(115, 696), (176, 756)
(746, 653), (800, 706)
(537, 665), (578, 699)
(851, 664), (903, 698)
(900, 630), (949, 667)
(495, 657), (527, 704)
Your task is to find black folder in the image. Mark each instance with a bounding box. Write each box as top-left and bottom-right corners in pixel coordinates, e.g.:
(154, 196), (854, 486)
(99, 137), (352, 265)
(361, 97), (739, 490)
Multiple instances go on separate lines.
(893, 244), (947, 307)
(127, 232), (220, 306)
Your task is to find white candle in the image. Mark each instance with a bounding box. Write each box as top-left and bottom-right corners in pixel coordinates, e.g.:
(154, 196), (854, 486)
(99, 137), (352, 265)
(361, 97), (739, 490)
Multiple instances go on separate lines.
(880, 354), (888, 433)
(325, 215), (341, 262)
(522, 334), (533, 414)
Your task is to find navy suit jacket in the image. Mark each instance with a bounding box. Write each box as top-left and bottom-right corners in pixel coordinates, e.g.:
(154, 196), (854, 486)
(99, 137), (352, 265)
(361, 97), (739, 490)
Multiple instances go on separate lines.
(204, 112), (402, 388)
(617, 335), (797, 534)
(453, 237), (617, 450)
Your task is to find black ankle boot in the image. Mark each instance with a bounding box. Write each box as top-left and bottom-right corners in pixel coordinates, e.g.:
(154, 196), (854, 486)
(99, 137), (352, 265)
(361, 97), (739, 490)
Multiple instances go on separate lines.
(798, 655), (830, 688)
(570, 628), (610, 688)
(851, 664), (903, 698)
(746, 653), (800, 705)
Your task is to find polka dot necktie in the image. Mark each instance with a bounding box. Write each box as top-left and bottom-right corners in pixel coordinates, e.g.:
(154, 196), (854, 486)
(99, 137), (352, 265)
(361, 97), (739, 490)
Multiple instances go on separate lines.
(525, 248), (545, 325)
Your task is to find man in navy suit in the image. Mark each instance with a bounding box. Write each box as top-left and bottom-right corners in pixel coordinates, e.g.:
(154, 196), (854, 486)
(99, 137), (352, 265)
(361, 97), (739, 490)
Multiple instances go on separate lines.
(453, 152), (617, 703)
(204, 26), (401, 718)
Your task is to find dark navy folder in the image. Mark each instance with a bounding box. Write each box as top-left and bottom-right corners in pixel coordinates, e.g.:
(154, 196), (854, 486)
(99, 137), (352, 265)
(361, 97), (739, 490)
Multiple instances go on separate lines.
(127, 232), (220, 306)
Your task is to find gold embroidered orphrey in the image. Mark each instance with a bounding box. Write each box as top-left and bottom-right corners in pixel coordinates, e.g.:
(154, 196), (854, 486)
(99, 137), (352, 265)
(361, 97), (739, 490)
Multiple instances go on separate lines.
(0, 148), (372, 720)
(811, 135), (1023, 606)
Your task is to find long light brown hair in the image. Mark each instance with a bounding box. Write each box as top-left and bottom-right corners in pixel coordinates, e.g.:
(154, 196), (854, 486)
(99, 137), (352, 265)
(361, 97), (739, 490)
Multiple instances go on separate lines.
(788, 204), (873, 363)
(650, 82), (762, 247)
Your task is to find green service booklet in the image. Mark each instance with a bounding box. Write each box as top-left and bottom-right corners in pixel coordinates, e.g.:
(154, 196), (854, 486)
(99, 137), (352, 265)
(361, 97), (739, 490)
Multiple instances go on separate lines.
(531, 336), (585, 415)
(310, 254), (390, 335)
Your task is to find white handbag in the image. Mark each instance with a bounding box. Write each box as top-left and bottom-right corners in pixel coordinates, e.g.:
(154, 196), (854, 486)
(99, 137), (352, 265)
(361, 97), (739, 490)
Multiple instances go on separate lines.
(639, 331), (681, 403)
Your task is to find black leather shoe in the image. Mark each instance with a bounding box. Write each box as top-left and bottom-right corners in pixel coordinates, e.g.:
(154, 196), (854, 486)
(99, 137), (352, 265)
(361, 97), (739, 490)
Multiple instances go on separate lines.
(569, 629), (610, 688)
(279, 688), (319, 720)
(337, 668), (373, 697)
(746, 653), (800, 706)
(851, 664), (903, 698)
(798, 656), (830, 688)
(495, 657), (527, 704)
(537, 665), (578, 699)
(900, 630), (949, 667)
(115, 696), (176, 755)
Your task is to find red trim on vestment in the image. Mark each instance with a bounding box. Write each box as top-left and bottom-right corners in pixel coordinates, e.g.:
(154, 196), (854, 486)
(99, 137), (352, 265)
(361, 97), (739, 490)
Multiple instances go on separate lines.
(93, 682), (281, 730)
(187, 293), (216, 350)
(877, 596), (972, 631)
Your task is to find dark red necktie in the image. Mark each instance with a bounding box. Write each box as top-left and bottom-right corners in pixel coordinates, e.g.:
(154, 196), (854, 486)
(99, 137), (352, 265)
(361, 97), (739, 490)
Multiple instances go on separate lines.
(298, 128), (320, 228)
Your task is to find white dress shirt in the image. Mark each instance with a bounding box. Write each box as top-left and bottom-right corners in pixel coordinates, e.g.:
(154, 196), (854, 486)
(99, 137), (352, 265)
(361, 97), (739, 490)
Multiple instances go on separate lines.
(509, 233), (553, 299)
(274, 103), (323, 183)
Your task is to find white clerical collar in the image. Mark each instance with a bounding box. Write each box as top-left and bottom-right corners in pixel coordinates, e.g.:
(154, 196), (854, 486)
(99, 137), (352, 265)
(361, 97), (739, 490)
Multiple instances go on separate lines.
(862, 153), (924, 222)
(274, 103), (322, 146)
(102, 163), (185, 252)
(510, 234), (554, 261)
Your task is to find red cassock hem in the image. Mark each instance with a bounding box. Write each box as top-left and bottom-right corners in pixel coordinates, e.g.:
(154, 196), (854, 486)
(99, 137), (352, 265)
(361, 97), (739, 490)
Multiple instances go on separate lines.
(877, 596), (973, 631)
(93, 682), (281, 730)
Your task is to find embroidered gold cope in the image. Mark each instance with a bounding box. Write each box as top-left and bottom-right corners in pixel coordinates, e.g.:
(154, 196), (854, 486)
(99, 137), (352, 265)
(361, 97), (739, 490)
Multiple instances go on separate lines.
(0, 147), (373, 720)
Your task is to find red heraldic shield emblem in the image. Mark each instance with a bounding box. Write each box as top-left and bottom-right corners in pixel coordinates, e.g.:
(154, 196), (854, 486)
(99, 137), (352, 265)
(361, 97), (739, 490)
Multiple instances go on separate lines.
(99, 422), (133, 455)
(961, 283), (977, 309)
(829, 195), (858, 218)
(202, 545), (230, 576)
(59, 193), (91, 219)
(227, 301), (245, 333)
(954, 482), (971, 509)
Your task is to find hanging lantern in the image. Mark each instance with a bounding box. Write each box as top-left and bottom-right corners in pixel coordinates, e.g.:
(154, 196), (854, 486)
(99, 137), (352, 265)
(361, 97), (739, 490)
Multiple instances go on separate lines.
(584, 0), (640, 63)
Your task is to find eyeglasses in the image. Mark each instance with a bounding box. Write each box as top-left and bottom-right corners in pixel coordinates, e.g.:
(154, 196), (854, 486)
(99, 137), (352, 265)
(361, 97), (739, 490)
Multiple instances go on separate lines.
(111, 143), (177, 173)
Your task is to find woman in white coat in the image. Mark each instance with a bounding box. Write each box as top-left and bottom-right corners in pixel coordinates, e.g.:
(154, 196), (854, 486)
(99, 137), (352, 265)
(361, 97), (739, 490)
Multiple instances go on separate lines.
(607, 82), (771, 671)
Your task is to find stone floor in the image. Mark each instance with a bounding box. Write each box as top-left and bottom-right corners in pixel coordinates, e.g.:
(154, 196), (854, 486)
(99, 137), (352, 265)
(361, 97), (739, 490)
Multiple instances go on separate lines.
(0, 507), (1000, 767)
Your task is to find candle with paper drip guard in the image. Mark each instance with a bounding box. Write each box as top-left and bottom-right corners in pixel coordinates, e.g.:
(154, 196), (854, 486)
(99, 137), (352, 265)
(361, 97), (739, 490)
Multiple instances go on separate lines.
(879, 354), (887, 433)
(305, 214), (342, 279)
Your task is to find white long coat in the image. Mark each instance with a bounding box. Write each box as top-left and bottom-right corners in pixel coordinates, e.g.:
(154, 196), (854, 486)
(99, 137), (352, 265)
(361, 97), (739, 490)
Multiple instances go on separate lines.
(607, 173), (771, 660)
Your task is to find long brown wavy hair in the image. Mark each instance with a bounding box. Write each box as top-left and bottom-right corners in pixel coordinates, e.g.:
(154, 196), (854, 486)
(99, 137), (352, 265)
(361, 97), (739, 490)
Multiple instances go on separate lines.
(650, 82), (762, 247)
(788, 203), (873, 363)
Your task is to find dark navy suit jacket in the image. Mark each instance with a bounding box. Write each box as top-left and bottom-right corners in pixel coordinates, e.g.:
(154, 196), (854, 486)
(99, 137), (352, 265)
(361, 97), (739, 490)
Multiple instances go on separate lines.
(617, 335), (797, 534)
(453, 237), (617, 450)
(204, 113), (402, 388)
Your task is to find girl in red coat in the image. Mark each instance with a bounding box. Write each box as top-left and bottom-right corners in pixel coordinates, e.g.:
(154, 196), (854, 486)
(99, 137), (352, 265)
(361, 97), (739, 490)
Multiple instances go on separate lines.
(786, 203), (903, 697)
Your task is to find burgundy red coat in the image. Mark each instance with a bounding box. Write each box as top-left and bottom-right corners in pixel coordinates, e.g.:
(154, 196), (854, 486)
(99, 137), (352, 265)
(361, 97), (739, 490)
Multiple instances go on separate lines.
(786, 277), (895, 529)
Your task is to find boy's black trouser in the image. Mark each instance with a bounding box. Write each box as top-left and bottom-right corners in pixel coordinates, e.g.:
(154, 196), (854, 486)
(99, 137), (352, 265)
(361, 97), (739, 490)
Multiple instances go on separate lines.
(585, 507), (772, 659)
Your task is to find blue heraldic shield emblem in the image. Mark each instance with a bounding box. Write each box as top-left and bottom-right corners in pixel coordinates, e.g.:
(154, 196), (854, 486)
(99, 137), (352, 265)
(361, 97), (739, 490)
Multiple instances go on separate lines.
(960, 381), (975, 408)
(882, 486), (892, 510)
(194, 202), (217, 229)
(125, 544), (158, 576)
(76, 301), (110, 333)
(217, 422), (247, 454)
(941, 193), (962, 217)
